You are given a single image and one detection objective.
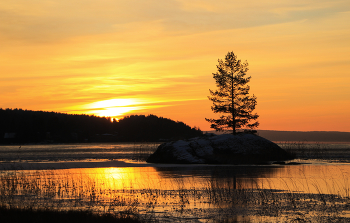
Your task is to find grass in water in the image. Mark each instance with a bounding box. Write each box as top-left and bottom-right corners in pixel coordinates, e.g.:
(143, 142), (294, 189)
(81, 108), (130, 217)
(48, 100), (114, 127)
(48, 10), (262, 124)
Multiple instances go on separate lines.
(0, 206), (141, 223)
(2, 167), (350, 222)
(2, 141), (350, 222)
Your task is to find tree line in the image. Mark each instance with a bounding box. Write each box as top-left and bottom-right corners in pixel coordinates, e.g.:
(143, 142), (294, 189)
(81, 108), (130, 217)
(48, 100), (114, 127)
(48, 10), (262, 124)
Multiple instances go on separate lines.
(0, 108), (202, 144)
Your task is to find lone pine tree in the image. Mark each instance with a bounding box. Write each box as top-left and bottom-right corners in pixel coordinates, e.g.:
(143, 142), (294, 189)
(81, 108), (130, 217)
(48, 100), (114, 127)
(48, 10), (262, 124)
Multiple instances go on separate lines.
(205, 52), (259, 134)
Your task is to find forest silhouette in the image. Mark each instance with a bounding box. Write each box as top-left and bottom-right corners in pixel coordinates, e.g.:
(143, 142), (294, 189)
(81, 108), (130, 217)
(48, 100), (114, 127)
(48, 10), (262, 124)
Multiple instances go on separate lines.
(0, 108), (202, 144)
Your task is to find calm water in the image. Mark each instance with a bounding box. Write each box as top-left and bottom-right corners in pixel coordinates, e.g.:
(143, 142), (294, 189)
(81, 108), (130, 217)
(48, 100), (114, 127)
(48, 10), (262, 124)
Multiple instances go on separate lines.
(0, 142), (160, 163)
(1, 142), (350, 222)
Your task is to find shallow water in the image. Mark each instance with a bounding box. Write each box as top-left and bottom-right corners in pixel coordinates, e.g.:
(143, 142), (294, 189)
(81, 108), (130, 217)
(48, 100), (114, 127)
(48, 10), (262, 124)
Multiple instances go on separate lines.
(1, 142), (350, 222)
(277, 141), (350, 162)
(0, 142), (159, 163)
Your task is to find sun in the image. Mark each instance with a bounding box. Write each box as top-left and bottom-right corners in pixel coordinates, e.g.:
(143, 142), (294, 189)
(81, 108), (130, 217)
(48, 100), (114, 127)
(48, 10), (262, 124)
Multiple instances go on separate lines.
(91, 99), (136, 108)
(65, 98), (165, 120)
(86, 98), (143, 118)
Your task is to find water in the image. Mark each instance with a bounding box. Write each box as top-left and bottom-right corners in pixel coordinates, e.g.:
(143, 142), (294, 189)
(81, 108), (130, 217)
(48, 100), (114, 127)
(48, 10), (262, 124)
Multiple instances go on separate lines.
(277, 141), (350, 162)
(1, 142), (350, 222)
(1, 142), (349, 163)
(0, 142), (159, 163)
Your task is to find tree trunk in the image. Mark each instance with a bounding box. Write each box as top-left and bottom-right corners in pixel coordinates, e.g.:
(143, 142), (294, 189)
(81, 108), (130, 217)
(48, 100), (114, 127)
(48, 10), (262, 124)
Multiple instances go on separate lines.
(231, 73), (236, 135)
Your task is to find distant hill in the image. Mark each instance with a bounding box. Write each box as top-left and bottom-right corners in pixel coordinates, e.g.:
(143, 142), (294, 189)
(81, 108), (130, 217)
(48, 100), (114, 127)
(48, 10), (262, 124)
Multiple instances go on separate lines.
(257, 130), (350, 142)
(0, 108), (202, 143)
(206, 130), (350, 142)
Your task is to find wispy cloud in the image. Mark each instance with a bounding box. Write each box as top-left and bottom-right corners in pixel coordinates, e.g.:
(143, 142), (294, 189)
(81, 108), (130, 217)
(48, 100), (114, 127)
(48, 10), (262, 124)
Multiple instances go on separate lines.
(1, 0), (350, 131)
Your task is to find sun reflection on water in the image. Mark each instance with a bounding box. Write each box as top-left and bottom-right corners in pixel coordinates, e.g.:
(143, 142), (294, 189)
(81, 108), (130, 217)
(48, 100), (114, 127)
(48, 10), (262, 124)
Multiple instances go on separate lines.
(2, 165), (350, 221)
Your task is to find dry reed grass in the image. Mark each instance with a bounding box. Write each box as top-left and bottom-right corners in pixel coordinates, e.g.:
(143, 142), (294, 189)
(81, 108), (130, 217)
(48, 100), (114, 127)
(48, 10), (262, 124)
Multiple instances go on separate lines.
(1, 141), (350, 222)
(1, 166), (350, 222)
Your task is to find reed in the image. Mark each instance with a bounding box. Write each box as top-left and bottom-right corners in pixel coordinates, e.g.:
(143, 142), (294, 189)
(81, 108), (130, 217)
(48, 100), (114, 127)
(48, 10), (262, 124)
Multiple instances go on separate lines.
(0, 205), (141, 223)
(1, 167), (350, 222)
(278, 141), (333, 160)
(131, 143), (158, 162)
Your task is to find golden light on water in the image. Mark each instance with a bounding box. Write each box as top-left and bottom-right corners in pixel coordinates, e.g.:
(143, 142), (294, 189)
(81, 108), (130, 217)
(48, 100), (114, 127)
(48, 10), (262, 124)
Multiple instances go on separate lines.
(93, 167), (143, 190)
(3, 165), (350, 221)
(68, 165), (350, 197)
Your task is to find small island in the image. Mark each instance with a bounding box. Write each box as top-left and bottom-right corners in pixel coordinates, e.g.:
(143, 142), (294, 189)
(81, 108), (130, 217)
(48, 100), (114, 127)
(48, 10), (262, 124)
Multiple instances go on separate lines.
(148, 52), (293, 165)
(147, 133), (293, 164)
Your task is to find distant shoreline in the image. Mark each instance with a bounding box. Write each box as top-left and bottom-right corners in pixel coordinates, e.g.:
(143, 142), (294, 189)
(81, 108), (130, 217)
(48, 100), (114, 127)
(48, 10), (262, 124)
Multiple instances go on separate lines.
(0, 160), (227, 170)
(0, 160), (151, 170)
(205, 130), (350, 142)
(0, 158), (336, 171)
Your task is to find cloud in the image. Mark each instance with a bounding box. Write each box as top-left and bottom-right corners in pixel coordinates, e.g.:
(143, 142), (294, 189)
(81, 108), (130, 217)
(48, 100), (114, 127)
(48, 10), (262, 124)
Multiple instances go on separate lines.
(1, 0), (350, 131)
(1, 0), (349, 44)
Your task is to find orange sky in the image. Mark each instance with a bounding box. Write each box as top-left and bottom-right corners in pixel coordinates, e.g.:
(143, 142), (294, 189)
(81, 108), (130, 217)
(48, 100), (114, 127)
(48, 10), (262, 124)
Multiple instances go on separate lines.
(1, 1), (349, 132)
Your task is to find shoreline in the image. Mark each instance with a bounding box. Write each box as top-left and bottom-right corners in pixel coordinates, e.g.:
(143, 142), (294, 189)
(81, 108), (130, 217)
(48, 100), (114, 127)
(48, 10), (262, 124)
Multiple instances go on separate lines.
(0, 159), (336, 171)
(0, 160), (240, 170)
(0, 160), (158, 170)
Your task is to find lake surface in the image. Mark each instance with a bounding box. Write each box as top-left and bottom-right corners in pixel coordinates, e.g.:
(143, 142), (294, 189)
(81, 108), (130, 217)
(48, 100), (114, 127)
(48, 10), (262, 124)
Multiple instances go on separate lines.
(0, 142), (160, 163)
(1, 142), (350, 222)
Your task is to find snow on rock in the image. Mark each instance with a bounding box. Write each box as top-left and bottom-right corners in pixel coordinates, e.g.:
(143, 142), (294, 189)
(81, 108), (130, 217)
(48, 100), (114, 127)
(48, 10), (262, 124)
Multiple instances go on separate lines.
(146, 134), (293, 164)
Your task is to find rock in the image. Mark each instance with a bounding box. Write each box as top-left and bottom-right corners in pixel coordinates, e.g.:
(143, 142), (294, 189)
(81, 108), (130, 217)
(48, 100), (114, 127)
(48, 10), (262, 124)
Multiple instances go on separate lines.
(272, 161), (286, 165)
(285, 162), (301, 165)
(146, 134), (294, 164)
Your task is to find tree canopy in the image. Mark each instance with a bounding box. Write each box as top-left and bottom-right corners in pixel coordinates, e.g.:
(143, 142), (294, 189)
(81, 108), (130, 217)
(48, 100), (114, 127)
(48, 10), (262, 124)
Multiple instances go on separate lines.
(205, 52), (259, 134)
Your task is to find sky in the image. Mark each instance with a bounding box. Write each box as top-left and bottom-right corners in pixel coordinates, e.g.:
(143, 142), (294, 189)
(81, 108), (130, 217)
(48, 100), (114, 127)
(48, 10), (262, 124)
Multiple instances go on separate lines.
(1, 0), (350, 132)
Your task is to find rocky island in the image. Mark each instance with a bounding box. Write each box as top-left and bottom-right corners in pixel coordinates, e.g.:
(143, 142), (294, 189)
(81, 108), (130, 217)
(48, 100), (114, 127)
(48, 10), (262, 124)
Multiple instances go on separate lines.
(147, 134), (294, 164)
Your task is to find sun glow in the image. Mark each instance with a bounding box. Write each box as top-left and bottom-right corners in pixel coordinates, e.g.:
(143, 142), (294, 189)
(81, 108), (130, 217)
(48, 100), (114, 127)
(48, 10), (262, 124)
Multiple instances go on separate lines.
(1, 1), (349, 131)
(64, 98), (174, 120)
(91, 107), (139, 118)
(85, 98), (144, 118)
(90, 99), (137, 108)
